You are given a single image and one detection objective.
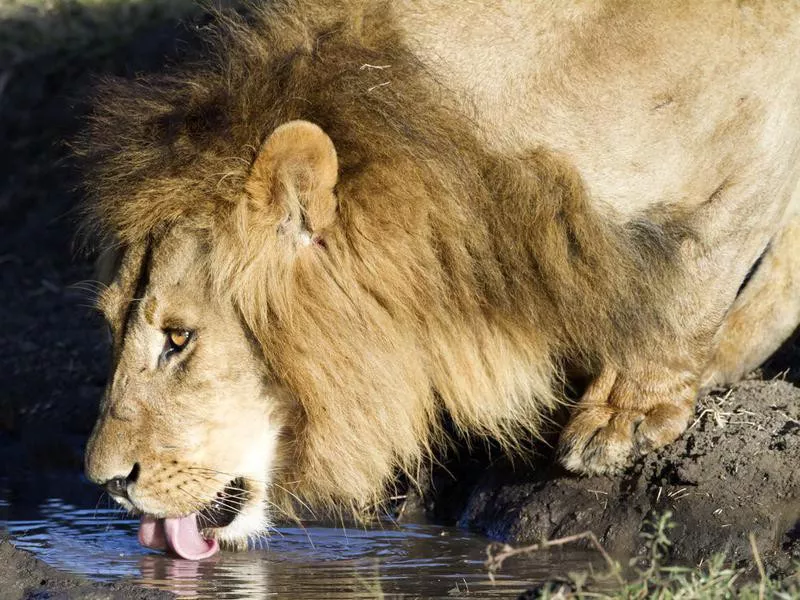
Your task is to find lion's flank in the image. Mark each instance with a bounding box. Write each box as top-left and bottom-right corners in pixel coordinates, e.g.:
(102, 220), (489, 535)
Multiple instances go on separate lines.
(77, 1), (689, 516)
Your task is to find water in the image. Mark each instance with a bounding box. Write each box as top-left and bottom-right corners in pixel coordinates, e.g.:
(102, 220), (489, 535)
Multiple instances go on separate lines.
(1, 476), (597, 599)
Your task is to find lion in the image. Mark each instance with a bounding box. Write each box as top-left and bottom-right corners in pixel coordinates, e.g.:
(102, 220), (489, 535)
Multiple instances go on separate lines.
(80, 0), (800, 559)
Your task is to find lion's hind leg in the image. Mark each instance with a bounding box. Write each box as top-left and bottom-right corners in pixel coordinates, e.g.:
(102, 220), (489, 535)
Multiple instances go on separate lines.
(560, 212), (800, 476)
(702, 214), (800, 387)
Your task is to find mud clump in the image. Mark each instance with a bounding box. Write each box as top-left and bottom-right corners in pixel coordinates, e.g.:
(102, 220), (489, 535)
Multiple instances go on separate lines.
(442, 377), (800, 573)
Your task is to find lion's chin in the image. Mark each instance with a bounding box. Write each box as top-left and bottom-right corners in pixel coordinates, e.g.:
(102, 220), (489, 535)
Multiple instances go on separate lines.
(210, 497), (270, 552)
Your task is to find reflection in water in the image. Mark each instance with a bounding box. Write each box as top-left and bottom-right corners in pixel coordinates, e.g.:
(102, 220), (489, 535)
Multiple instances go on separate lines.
(3, 485), (597, 599)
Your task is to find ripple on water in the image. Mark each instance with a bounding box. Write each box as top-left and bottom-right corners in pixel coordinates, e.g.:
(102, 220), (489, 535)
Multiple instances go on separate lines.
(3, 484), (596, 599)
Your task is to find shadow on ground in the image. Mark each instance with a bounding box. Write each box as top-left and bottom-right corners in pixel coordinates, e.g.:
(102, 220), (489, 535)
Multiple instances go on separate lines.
(0, 0), (225, 443)
(762, 326), (800, 385)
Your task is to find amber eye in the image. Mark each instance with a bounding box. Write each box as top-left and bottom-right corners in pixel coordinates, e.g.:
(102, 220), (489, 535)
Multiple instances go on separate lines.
(167, 329), (192, 351)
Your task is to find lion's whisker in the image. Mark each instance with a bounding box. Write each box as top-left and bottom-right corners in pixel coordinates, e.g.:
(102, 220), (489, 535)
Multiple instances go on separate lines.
(270, 483), (317, 519)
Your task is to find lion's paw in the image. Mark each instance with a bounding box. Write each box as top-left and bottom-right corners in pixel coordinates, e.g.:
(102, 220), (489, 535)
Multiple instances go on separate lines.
(558, 394), (694, 476)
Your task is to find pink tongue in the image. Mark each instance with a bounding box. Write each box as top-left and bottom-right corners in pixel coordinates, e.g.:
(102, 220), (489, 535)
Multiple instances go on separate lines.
(138, 514), (219, 560)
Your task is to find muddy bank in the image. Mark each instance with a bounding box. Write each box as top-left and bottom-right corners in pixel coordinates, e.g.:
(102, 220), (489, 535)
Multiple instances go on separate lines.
(0, 538), (172, 600)
(427, 372), (800, 574)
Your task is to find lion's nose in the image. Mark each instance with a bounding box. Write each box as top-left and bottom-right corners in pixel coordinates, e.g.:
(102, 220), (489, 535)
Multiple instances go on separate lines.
(101, 463), (140, 501)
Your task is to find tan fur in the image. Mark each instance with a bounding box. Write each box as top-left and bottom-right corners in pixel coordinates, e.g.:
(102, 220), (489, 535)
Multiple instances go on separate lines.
(79, 0), (800, 546)
(703, 198), (800, 386)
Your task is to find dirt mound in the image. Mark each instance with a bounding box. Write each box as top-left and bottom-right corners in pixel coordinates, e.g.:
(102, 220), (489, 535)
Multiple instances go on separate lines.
(439, 375), (799, 573)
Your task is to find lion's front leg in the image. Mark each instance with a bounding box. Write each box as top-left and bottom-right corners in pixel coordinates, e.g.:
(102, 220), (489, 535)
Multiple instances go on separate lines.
(559, 362), (697, 475)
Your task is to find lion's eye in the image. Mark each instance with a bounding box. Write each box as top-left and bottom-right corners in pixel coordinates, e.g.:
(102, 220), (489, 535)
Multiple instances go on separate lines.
(167, 329), (192, 351)
(159, 329), (194, 367)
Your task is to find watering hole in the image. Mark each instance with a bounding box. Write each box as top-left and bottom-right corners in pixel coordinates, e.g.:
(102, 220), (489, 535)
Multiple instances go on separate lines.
(0, 474), (598, 599)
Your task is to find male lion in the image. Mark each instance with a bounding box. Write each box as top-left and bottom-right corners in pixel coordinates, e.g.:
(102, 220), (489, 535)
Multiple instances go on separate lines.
(81, 1), (800, 559)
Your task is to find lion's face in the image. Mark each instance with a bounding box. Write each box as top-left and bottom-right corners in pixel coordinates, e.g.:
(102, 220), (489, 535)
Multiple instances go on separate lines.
(84, 228), (286, 553)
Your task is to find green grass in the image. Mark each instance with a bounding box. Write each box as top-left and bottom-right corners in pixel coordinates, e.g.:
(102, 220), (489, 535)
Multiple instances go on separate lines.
(487, 513), (800, 599)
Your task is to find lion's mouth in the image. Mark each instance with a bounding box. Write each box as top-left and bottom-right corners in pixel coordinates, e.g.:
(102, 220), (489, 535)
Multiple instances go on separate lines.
(138, 477), (249, 560)
(198, 477), (248, 529)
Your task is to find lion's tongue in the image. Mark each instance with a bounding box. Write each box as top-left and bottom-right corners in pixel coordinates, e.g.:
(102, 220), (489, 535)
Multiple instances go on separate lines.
(138, 514), (219, 560)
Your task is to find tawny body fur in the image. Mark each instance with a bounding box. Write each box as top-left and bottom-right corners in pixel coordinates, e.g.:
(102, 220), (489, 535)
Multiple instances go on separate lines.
(81, 0), (800, 549)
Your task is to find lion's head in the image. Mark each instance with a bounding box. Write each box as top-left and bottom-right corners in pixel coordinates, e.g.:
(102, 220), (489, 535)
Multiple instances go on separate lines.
(85, 227), (284, 556)
(83, 116), (446, 557)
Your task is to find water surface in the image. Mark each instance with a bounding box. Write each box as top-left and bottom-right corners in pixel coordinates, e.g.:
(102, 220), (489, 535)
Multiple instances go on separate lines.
(2, 477), (596, 599)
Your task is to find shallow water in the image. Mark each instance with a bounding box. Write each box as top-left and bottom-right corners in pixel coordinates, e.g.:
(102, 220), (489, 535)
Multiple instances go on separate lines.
(1, 476), (597, 599)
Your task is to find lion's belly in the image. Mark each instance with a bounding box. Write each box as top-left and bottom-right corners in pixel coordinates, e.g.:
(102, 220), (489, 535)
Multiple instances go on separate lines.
(397, 0), (800, 227)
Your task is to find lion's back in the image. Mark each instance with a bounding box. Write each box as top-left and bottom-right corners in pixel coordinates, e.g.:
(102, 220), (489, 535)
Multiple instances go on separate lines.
(398, 0), (800, 219)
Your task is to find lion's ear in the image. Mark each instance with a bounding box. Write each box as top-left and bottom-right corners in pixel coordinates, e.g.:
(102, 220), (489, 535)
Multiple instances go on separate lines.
(245, 120), (338, 246)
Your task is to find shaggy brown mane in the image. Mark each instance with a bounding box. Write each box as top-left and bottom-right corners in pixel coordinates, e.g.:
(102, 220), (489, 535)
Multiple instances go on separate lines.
(78, 0), (689, 515)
